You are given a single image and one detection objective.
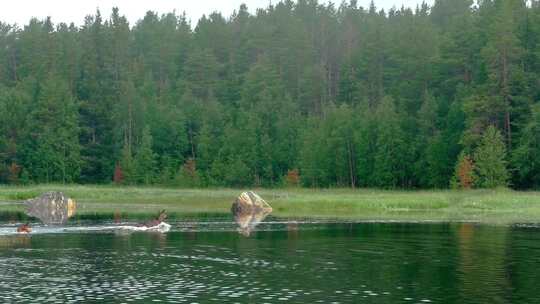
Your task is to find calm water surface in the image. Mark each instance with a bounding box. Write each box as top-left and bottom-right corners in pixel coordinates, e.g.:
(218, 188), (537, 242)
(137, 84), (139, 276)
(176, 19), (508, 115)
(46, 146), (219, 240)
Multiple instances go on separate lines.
(1, 216), (540, 304)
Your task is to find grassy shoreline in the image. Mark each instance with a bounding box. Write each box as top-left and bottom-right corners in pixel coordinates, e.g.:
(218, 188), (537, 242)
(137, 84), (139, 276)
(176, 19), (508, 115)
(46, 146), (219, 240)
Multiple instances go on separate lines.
(1, 185), (540, 223)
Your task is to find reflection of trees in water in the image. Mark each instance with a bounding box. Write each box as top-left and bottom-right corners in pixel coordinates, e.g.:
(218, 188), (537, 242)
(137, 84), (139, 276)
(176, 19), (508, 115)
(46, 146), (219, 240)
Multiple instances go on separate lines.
(456, 223), (510, 304)
(505, 226), (540, 303)
(1, 221), (534, 303)
(0, 235), (31, 249)
(286, 221), (299, 254)
(183, 221), (199, 240)
(234, 210), (271, 237)
(0, 211), (28, 222)
(231, 191), (273, 237)
(287, 221), (299, 238)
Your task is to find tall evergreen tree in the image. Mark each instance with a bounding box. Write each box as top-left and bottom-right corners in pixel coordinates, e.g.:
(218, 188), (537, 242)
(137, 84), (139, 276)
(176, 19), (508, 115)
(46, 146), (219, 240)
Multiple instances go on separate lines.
(372, 96), (406, 188)
(21, 76), (80, 183)
(134, 126), (157, 185)
(481, 0), (526, 147)
(512, 104), (540, 188)
(473, 125), (509, 188)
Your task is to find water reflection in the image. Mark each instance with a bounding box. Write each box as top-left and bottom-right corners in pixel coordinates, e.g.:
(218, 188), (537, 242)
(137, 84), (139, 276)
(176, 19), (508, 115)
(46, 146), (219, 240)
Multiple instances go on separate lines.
(233, 207), (272, 236)
(231, 191), (273, 236)
(0, 219), (539, 303)
(0, 234), (30, 249)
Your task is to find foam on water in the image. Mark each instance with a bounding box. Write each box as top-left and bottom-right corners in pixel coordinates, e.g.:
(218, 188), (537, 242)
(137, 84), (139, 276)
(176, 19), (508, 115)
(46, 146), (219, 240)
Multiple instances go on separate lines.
(3, 218), (516, 237)
(0, 222), (171, 236)
(0, 219), (339, 236)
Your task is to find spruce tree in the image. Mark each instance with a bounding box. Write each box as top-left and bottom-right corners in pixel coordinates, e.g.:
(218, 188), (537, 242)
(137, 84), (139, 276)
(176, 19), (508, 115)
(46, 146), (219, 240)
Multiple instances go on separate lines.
(473, 126), (509, 188)
(134, 126), (157, 185)
(119, 143), (135, 184)
(0, 87), (7, 182)
(373, 96), (406, 188)
(512, 105), (540, 188)
(21, 76), (80, 183)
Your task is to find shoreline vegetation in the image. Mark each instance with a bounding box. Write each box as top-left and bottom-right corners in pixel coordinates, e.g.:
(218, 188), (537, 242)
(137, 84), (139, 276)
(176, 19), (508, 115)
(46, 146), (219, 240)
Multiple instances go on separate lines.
(1, 2), (540, 191)
(1, 185), (540, 223)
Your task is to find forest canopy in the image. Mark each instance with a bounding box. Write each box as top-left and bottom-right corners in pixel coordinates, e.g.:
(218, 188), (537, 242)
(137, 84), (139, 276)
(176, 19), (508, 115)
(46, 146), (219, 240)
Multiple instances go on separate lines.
(1, 0), (540, 189)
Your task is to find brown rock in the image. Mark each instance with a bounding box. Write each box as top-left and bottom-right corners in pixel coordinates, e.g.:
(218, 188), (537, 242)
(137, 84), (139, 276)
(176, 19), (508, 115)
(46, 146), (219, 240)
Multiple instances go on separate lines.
(231, 191), (272, 236)
(24, 192), (76, 225)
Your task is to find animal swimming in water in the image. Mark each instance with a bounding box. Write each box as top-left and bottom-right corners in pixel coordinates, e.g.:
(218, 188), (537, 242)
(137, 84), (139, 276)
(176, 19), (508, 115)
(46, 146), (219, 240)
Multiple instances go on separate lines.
(17, 223), (32, 233)
(139, 210), (168, 228)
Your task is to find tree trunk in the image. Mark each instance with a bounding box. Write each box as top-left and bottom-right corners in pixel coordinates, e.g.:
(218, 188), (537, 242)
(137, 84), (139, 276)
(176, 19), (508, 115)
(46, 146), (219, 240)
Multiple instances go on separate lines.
(347, 140), (356, 188)
(10, 49), (17, 81)
(502, 48), (512, 148)
(188, 123), (196, 159)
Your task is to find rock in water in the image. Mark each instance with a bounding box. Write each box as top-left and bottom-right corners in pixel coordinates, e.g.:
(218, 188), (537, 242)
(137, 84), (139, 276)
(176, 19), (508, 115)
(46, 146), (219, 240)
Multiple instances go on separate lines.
(24, 192), (76, 225)
(231, 191), (272, 236)
(232, 191), (273, 214)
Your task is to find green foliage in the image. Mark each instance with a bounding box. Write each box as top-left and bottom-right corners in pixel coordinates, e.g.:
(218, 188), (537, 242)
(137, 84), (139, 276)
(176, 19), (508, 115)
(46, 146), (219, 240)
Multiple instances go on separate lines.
(223, 157), (252, 187)
(473, 126), (509, 188)
(119, 143), (136, 185)
(451, 152), (475, 189)
(0, 1), (539, 189)
(20, 76), (81, 183)
(512, 104), (540, 188)
(173, 159), (200, 188)
(372, 96), (407, 188)
(134, 126), (157, 185)
(300, 105), (357, 188)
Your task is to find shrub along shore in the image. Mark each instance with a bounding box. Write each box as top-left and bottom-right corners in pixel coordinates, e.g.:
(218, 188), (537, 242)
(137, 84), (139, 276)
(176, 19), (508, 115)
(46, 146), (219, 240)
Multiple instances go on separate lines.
(1, 185), (540, 224)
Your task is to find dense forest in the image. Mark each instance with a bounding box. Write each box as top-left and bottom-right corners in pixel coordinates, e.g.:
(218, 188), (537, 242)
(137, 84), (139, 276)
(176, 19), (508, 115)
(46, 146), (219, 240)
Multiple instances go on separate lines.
(0, 0), (539, 189)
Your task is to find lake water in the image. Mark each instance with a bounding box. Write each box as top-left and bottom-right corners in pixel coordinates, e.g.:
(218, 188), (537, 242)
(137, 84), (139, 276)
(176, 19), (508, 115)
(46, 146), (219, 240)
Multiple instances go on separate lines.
(1, 216), (540, 303)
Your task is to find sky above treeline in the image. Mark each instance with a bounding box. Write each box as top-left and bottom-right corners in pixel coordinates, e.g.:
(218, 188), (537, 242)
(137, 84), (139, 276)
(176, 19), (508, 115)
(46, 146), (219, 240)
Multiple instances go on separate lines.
(1, 0), (434, 26)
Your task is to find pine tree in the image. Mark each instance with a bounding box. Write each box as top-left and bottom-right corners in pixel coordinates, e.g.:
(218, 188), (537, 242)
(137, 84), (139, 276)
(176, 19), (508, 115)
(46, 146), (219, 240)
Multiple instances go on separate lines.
(354, 120), (373, 187)
(481, 0), (526, 147)
(21, 76), (81, 183)
(134, 126), (157, 184)
(78, 10), (117, 183)
(431, 0), (473, 29)
(416, 92), (439, 187)
(174, 158), (200, 187)
(473, 125), (509, 188)
(299, 118), (327, 187)
(373, 96), (406, 188)
(0, 86), (9, 182)
(196, 122), (219, 185)
(224, 156), (251, 187)
(512, 104), (540, 188)
(119, 143), (136, 184)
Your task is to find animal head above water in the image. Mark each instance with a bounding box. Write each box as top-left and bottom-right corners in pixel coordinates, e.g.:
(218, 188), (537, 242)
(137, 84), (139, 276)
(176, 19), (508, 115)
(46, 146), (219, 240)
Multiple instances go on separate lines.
(157, 210), (167, 222)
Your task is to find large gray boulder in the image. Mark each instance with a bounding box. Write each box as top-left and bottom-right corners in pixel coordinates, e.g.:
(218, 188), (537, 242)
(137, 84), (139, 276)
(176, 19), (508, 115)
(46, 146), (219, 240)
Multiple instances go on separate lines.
(24, 192), (76, 225)
(231, 191), (272, 236)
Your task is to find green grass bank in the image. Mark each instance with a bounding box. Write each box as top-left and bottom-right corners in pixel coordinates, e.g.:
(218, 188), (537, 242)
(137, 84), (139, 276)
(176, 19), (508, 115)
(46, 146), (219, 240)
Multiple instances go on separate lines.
(1, 185), (540, 223)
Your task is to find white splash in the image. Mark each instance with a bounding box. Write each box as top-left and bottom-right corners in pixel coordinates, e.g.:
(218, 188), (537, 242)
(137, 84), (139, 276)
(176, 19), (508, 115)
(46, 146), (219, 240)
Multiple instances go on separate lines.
(118, 222), (171, 233)
(0, 222), (172, 236)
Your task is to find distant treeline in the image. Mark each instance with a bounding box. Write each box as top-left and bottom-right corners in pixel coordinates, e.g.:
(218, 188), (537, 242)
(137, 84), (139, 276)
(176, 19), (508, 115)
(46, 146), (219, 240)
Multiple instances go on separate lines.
(1, 0), (540, 189)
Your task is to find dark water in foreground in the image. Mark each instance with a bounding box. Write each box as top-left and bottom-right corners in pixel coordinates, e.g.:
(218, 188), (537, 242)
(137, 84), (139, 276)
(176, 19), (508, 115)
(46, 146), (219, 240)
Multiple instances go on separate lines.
(1, 217), (540, 304)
